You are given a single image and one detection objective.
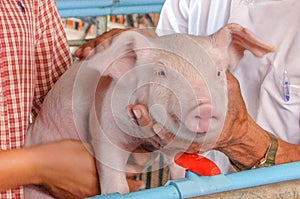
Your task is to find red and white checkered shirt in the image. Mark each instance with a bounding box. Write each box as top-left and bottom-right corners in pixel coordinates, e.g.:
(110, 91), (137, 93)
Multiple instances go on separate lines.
(0, 0), (72, 198)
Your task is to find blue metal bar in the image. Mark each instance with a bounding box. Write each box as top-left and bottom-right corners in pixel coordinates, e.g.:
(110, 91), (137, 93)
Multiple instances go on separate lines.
(56, 0), (165, 18)
(58, 8), (111, 18)
(112, 5), (163, 15)
(87, 161), (300, 199)
(56, 0), (113, 9)
(56, 0), (165, 9)
(116, 0), (165, 6)
(88, 186), (180, 199)
(58, 5), (164, 18)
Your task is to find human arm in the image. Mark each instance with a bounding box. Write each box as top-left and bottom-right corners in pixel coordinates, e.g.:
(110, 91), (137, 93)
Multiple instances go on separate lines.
(213, 71), (300, 169)
(0, 140), (100, 199)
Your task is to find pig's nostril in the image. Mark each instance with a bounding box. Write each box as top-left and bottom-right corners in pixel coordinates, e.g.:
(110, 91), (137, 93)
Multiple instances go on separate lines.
(184, 104), (214, 133)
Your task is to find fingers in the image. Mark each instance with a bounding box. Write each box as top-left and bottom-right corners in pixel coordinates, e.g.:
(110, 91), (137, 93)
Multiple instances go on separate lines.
(127, 104), (174, 148)
(74, 28), (132, 60)
(226, 71), (243, 98)
(36, 140), (100, 199)
(152, 123), (175, 146)
(74, 46), (95, 60)
(226, 71), (247, 111)
(213, 71), (248, 149)
(127, 104), (152, 127)
(74, 42), (96, 59)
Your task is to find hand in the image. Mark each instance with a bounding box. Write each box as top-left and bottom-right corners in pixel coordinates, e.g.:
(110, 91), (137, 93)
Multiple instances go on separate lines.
(74, 28), (131, 60)
(74, 28), (157, 60)
(213, 71), (251, 149)
(33, 140), (147, 197)
(212, 71), (271, 169)
(215, 71), (300, 167)
(32, 140), (100, 199)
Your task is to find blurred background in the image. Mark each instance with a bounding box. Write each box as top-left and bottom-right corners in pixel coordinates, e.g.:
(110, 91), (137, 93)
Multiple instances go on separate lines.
(57, 0), (164, 55)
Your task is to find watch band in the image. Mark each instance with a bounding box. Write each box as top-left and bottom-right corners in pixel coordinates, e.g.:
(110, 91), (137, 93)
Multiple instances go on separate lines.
(252, 132), (278, 169)
(229, 132), (278, 171)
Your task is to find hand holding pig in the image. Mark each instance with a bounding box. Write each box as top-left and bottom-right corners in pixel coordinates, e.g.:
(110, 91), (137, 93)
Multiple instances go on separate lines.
(29, 140), (100, 199)
(74, 28), (128, 59)
(215, 72), (300, 170)
(74, 28), (156, 60)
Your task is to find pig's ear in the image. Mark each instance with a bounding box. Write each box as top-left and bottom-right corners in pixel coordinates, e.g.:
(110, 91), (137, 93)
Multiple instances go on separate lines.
(85, 30), (152, 79)
(210, 23), (276, 69)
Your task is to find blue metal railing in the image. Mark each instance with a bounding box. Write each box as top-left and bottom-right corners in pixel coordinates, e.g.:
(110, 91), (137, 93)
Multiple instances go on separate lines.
(88, 161), (300, 199)
(56, 0), (165, 18)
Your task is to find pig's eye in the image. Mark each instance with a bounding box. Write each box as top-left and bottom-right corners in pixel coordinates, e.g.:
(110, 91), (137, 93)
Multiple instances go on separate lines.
(154, 63), (167, 78)
(154, 67), (167, 77)
(157, 70), (166, 76)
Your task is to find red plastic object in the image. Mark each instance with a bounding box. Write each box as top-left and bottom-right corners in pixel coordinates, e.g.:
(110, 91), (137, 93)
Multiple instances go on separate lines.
(175, 153), (221, 176)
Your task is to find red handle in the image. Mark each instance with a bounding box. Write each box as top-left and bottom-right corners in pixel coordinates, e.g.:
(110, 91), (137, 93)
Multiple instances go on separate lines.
(175, 153), (221, 176)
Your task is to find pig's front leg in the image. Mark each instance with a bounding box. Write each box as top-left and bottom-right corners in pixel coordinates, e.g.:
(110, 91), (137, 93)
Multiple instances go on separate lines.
(89, 97), (132, 194)
(169, 161), (186, 179)
(162, 150), (186, 180)
(93, 139), (131, 194)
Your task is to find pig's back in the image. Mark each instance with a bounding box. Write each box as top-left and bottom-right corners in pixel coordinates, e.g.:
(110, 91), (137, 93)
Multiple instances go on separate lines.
(25, 62), (81, 146)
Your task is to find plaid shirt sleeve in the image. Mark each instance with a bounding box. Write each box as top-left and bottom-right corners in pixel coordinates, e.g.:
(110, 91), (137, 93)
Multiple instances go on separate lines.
(0, 0), (71, 198)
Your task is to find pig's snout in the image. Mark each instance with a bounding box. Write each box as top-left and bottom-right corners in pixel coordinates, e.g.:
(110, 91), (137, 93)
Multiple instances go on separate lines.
(184, 100), (220, 134)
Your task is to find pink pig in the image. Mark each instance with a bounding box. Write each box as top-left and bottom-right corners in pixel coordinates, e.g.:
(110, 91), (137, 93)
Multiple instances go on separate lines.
(24, 23), (275, 198)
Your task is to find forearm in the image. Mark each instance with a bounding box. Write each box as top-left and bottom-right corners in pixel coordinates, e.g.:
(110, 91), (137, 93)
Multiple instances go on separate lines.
(0, 140), (99, 198)
(0, 147), (40, 191)
(215, 115), (269, 169)
(216, 115), (300, 170)
(276, 138), (300, 164)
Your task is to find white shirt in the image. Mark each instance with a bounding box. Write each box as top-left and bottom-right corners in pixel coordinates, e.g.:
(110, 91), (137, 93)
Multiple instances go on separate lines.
(157, 0), (300, 172)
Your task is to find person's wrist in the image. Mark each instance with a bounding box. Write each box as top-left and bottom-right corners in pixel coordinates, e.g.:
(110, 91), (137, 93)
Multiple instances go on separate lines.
(251, 132), (278, 169)
(26, 144), (50, 186)
(215, 115), (270, 170)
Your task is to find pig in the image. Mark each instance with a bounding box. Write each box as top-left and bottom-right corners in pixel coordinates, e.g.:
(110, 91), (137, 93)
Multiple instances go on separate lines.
(24, 23), (275, 198)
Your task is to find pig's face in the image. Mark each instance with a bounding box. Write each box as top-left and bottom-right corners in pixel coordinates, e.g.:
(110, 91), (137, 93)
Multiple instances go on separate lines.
(102, 33), (228, 153)
(127, 46), (227, 150)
